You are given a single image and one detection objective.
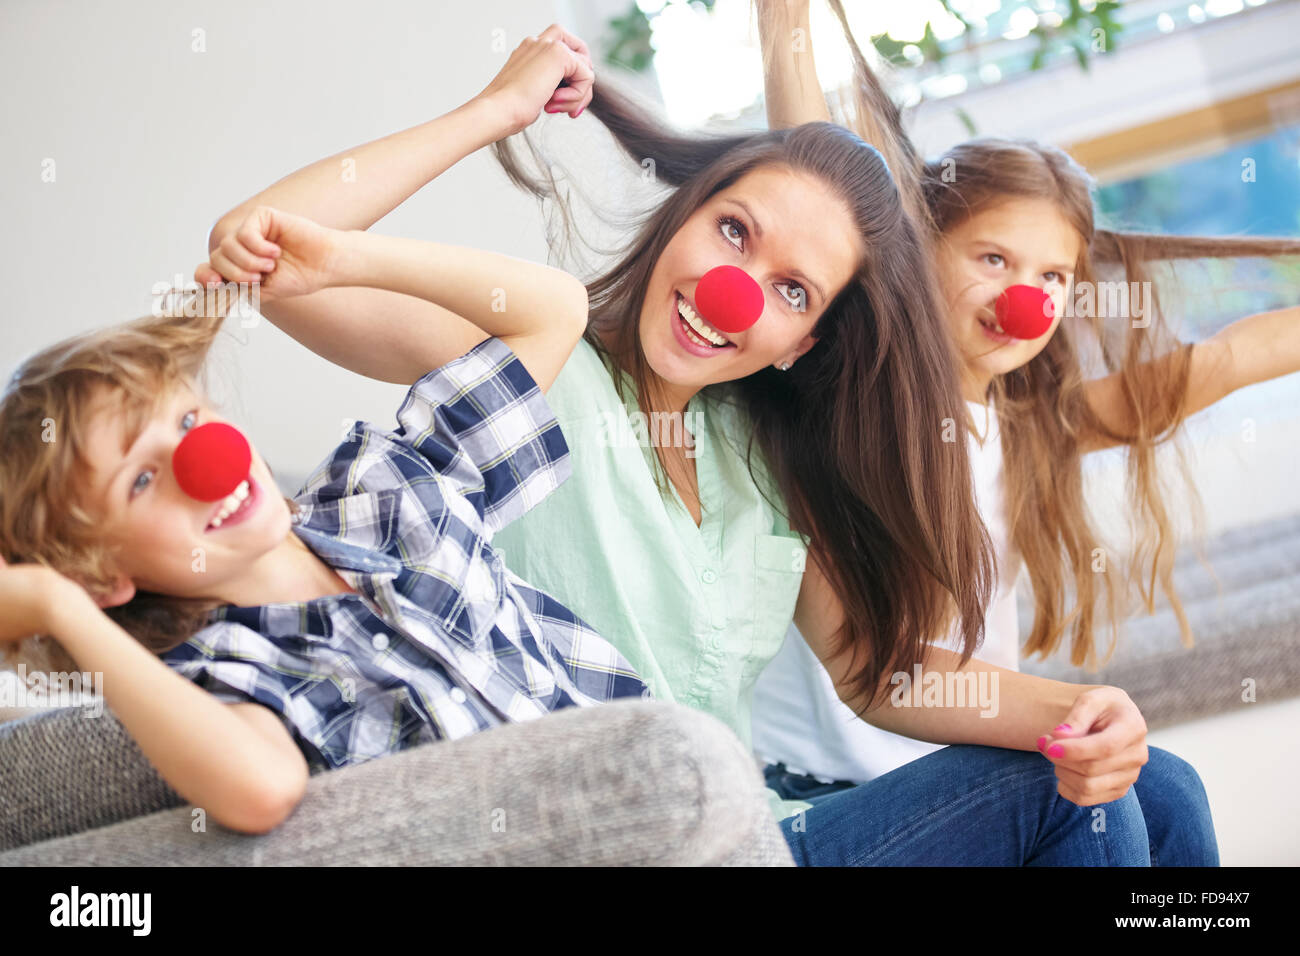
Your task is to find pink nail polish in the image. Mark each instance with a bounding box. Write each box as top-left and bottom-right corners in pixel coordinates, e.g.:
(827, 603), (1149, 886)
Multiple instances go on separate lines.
(1036, 735), (1047, 752)
(1053, 723), (1071, 733)
(575, 106), (585, 117)
(1047, 744), (1064, 758)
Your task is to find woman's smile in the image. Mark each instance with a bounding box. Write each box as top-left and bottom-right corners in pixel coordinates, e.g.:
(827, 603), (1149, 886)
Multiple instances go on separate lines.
(671, 290), (738, 358)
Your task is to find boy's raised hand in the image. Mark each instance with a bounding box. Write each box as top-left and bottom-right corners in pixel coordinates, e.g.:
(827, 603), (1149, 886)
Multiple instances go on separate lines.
(0, 554), (82, 644)
(475, 23), (595, 132)
(196, 205), (341, 301)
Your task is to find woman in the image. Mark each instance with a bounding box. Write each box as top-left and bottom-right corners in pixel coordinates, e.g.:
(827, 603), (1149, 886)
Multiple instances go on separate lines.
(487, 30), (1170, 864)
(214, 20), (1158, 865)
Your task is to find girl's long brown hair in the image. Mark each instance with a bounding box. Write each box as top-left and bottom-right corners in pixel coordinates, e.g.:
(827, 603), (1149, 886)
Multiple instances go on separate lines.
(824, 0), (1300, 668)
(491, 76), (994, 712)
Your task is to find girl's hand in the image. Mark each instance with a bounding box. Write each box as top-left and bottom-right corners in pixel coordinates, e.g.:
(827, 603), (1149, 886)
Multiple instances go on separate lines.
(475, 23), (595, 133)
(0, 554), (75, 644)
(196, 205), (341, 301)
(1038, 685), (1150, 805)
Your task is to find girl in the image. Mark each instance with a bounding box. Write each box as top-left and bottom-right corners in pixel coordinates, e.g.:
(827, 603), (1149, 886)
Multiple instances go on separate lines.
(0, 32), (650, 834)
(751, 0), (1297, 861)
(242, 21), (1166, 864)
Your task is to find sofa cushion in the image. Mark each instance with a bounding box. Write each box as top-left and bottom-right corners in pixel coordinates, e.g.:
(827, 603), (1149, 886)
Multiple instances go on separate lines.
(0, 699), (794, 865)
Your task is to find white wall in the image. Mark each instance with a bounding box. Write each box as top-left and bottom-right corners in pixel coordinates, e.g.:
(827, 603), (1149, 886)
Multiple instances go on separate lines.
(0, 0), (576, 491)
(4, 0), (1296, 534)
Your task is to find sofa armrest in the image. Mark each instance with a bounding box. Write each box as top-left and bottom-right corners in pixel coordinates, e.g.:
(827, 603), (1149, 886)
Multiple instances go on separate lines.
(0, 699), (793, 866)
(0, 703), (184, 852)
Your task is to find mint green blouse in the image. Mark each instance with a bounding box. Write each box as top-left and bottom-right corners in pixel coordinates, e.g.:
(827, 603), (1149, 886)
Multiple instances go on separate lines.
(493, 336), (814, 823)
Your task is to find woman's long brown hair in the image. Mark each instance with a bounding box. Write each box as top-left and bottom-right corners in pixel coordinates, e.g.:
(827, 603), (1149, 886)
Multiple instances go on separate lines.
(824, 0), (1300, 668)
(491, 76), (994, 712)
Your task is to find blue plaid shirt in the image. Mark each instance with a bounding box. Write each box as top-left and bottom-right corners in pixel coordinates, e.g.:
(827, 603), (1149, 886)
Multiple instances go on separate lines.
(162, 336), (650, 771)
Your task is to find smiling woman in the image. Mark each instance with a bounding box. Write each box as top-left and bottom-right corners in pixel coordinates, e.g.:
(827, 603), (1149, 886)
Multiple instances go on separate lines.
(475, 59), (1198, 865)
(492, 91), (995, 726)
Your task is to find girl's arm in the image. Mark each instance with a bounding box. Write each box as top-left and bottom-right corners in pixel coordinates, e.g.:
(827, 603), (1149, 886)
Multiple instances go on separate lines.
(1, 558), (307, 834)
(758, 0), (832, 128)
(1081, 305), (1300, 452)
(205, 26), (595, 385)
(757, 0), (927, 223)
(794, 553), (1148, 805)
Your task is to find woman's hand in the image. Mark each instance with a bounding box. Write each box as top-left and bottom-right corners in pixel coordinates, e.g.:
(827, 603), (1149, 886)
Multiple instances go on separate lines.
(474, 23), (595, 133)
(1038, 685), (1150, 805)
(196, 205), (341, 301)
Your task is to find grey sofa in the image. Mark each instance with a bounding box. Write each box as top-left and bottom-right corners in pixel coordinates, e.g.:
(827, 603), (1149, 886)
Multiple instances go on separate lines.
(4, 512), (1296, 866)
(0, 698), (795, 866)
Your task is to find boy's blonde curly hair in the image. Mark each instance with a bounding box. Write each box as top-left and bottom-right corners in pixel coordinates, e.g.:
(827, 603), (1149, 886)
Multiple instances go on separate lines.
(0, 304), (294, 678)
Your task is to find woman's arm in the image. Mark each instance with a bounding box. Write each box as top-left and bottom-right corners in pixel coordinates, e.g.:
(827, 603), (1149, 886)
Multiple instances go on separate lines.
(794, 553), (1148, 804)
(2, 559), (307, 834)
(793, 551), (1082, 748)
(1081, 305), (1300, 453)
(326, 226), (588, 391)
(205, 26), (595, 384)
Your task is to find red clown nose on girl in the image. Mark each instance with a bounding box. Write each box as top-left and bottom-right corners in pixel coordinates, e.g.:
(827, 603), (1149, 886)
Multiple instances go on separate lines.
(994, 284), (1056, 340)
(172, 422), (252, 502)
(695, 264), (765, 334)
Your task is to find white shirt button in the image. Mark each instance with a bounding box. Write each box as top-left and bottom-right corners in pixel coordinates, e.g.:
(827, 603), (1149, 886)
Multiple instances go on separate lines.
(449, 687), (468, 704)
(371, 632), (389, 651)
(701, 568), (718, 584)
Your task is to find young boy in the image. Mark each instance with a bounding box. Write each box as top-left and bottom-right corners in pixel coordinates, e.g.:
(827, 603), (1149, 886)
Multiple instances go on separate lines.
(0, 202), (650, 834)
(0, 210), (648, 838)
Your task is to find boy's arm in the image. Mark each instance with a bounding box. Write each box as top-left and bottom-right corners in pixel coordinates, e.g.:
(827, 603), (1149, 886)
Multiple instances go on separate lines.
(329, 229), (587, 393)
(43, 580), (308, 834)
(327, 227), (587, 392)
(1081, 305), (1300, 453)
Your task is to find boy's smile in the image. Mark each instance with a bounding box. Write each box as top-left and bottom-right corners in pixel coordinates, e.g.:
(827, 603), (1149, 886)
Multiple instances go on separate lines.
(78, 380), (347, 609)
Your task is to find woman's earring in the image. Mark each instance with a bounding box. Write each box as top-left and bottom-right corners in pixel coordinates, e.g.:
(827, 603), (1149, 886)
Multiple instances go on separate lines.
(778, 361), (792, 371)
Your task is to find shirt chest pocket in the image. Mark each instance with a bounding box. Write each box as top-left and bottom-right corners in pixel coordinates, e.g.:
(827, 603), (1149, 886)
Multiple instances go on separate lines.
(742, 534), (807, 685)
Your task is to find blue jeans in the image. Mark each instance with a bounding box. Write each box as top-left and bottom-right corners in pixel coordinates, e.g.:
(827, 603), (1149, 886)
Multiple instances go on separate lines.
(766, 744), (1219, 866)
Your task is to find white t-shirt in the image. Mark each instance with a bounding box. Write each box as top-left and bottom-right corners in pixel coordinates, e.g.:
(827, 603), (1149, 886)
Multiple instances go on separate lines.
(750, 401), (1021, 783)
